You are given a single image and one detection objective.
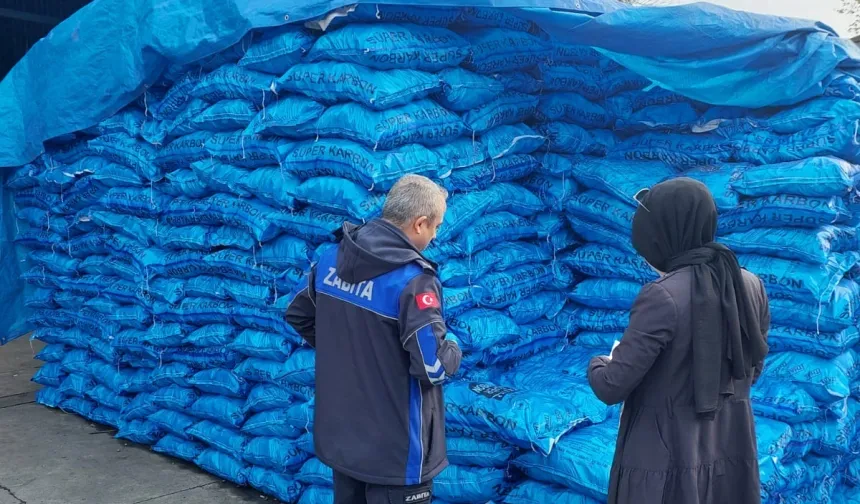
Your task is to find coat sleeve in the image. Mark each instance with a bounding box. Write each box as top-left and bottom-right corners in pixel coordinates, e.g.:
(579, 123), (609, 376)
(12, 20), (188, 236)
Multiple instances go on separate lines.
(285, 266), (318, 348)
(399, 273), (462, 386)
(753, 278), (771, 384)
(588, 282), (677, 406)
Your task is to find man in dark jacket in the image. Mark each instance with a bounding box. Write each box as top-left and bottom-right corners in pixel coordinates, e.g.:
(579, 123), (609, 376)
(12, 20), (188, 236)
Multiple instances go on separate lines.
(286, 174), (462, 504)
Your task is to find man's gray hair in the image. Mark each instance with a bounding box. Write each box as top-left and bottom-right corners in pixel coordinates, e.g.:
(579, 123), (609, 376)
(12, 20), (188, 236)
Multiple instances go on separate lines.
(382, 174), (448, 226)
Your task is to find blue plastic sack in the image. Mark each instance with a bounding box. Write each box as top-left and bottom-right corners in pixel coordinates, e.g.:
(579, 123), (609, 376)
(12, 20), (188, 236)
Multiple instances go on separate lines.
(195, 449), (248, 485)
(464, 28), (550, 74)
(185, 276), (272, 307)
(243, 96), (323, 138)
(35, 343), (67, 363)
(611, 128), (740, 168)
(720, 195), (857, 235)
(59, 373), (95, 398)
(228, 330), (292, 361)
(190, 64), (274, 104)
(439, 251), (495, 288)
(537, 123), (614, 156)
(462, 91), (539, 133)
(514, 421), (618, 500)
(187, 420), (249, 459)
(679, 165), (741, 211)
(614, 102), (700, 133)
(148, 409), (197, 440)
(281, 350), (315, 387)
(457, 212), (538, 255)
(555, 305), (630, 334)
(190, 395), (247, 429)
(234, 357), (287, 384)
(447, 308), (520, 354)
(565, 190), (635, 235)
(435, 190), (495, 243)
(446, 437), (515, 468)
(278, 62), (440, 111)
(242, 436), (310, 472)
(767, 324), (860, 360)
(459, 6), (542, 34)
(163, 194), (282, 242)
(60, 397), (97, 419)
(315, 100), (466, 150)
(159, 224), (255, 252)
(506, 292), (567, 325)
(485, 320), (567, 366)
(519, 172), (577, 211)
(294, 177), (385, 221)
(308, 23), (468, 72)
(35, 386), (65, 408)
(732, 157), (860, 198)
(280, 139), (441, 191)
(536, 93), (612, 129)
(444, 155), (538, 192)
(152, 435), (207, 462)
(817, 399), (860, 456)
(190, 160), (252, 197)
(471, 264), (553, 309)
(99, 186), (170, 218)
(756, 417), (793, 461)
(204, 132), (282, 168)
(90, 406), (121, 428)
(762, 350), (858, 402)
(504, 481), (601, 504)
(538, 63), (603, 100)
(60, 349), (92, 375)
(192, 100), (259, 132)
(296, 458), (333, 487)
(242, 408), (305, 439)
(569, 279), (641, 311)
(188, 369), (249, 398)
(238, 27), (316, 75)
(244, 383), (297, 414)
(435, 465), (507, 503)
(751, 380), (822, 424)
(89, 134), (160, 180)
(738, 119), (860, 165)
(183, 324), (235, 348)
(153, 131), (213, 170)
(274, 207), (349, 244)
(149, 362), (194, 388)
(259, 235), (312, 270)
(739, 253), (857, 304)
(247, 467), (304, 504)
(151, 385), (200, 411)
(565, 216), (635, 253)
(86, 384), (132, 411)
(436, 68), (504, 112)
(116, 419), (164, 445)
(481, 123), (545, 160)
(298, 486), (333, 504)
(162, 169), (210, 198)
(445, 381), (606, 455)
(434, 138), (488, 175)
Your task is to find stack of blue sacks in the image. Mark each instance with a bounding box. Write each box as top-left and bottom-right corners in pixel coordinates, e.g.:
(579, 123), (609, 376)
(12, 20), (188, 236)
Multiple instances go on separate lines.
(6, 4), (860, 503)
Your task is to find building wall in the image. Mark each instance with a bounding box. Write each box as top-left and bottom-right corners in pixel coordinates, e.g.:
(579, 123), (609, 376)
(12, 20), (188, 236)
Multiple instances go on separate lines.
(0, 0), (91, 79)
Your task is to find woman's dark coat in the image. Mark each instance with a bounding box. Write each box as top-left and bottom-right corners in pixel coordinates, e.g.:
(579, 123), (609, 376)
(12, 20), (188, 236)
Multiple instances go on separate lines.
(588, 267), (770, 504)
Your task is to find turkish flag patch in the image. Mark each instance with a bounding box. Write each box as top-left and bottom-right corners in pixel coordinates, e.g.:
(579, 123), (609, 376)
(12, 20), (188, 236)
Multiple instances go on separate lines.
(416, 292), (440, 310)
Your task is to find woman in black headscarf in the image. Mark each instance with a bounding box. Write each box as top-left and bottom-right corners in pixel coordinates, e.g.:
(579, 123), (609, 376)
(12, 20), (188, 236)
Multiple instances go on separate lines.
(587, 178), (770, 504)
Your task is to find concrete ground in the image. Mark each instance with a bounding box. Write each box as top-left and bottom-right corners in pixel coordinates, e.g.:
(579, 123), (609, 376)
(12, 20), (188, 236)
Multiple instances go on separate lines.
(0, 337), (270, 504)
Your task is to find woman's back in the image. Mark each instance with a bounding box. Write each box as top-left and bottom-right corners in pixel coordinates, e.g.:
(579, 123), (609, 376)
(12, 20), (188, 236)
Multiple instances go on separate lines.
(587, 178), (771, 504)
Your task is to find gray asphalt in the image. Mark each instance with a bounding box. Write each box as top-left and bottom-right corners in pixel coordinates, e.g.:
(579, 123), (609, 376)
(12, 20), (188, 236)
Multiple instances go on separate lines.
(0, 337), (271, 504)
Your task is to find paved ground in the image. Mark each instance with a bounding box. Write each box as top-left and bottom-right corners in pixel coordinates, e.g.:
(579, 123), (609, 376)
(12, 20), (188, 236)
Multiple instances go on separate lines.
(0, 337), (270, 504)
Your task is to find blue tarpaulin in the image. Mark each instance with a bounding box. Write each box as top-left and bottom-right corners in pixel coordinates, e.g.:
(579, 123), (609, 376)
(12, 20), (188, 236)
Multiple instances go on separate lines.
(0, 0), (858, 341)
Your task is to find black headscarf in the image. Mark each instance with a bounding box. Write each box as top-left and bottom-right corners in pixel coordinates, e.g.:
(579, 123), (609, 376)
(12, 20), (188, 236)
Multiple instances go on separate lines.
(631, 178), (768, 419)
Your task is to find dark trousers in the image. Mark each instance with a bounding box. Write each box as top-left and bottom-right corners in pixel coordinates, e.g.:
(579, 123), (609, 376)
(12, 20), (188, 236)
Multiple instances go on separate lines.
(333, 471), (433, 504)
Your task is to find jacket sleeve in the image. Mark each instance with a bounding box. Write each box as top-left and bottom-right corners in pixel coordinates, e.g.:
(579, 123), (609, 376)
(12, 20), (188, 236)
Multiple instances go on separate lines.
(753, 278), (771, 384)
(285, 266), (317, 348)
(399, 273), (462, 386)
(588, 282), (677, 406)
